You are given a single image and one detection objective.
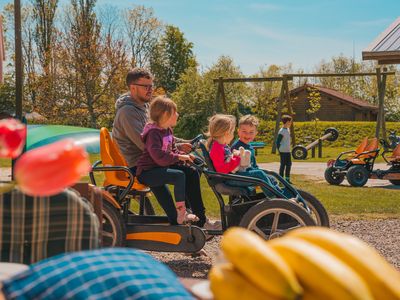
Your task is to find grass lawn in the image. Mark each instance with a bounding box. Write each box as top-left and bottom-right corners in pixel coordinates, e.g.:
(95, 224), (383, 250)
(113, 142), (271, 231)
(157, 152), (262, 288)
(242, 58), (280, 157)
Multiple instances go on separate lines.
(84, 153), (400, 219)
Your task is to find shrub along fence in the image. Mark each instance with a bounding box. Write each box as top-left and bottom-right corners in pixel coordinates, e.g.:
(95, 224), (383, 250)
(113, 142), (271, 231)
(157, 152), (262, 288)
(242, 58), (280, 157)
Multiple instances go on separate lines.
(257, 121), (400, 148)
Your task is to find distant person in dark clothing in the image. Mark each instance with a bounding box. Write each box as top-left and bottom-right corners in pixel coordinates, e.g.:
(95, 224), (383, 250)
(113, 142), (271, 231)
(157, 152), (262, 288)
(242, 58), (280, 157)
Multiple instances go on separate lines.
(276, 115), (293, 183)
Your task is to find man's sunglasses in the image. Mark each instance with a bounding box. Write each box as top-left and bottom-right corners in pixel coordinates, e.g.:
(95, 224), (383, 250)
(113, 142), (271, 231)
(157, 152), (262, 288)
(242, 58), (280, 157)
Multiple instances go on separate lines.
(131, 83), (155, 91)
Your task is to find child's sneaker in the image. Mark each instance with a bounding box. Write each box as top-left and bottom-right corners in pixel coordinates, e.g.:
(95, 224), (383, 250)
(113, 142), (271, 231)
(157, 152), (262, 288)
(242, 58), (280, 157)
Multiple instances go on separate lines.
(176, 204), (199, 224)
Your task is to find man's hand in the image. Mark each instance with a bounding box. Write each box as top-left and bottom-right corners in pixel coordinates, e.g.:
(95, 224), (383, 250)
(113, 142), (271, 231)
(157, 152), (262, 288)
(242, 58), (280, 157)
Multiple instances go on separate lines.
(176, 143), (192, 154)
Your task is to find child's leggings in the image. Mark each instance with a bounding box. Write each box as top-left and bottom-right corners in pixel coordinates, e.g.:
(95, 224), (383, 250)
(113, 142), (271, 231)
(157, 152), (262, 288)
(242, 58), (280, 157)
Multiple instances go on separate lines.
(137, 165), (206, 226)
(227, 168), (283, 197)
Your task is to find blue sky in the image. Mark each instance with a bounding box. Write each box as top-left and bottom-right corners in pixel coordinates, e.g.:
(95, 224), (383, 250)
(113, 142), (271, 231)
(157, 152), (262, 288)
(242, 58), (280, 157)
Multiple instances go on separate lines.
(2, 0), (399, 74)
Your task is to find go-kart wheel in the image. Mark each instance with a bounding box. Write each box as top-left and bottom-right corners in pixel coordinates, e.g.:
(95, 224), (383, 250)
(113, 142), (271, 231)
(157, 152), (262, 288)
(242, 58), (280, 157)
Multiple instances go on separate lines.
(389, 180), (400, 185)
(346, 165), (369, 187)
(324, 166), (345, 185)
(239, 199), (315, 240)
(292, 145), (308, 160)
(102, 200), (126, 247)
(324, 127), (339, 142)
(297, 189), (330, 227)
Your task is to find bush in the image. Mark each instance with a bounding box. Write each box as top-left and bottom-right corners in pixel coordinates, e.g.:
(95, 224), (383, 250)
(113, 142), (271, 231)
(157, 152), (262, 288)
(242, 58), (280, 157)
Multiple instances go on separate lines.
(257, 121), (400, 147)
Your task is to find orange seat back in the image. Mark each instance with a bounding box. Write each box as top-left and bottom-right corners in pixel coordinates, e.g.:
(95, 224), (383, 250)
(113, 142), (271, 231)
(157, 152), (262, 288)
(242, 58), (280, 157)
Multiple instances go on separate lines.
(359, 138), (379, 159)
(100, 127), (130, 185)
(355, 137), (369, 154)
(388, 144), (400, 161)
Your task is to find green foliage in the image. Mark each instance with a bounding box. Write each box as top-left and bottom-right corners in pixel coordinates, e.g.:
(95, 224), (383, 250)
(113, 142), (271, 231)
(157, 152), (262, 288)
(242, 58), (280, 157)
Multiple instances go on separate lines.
(0, 74), (16, 114)
(257, 121), (400, 147)
(173, 56), (250, 138)
(150, 25), (196, 95)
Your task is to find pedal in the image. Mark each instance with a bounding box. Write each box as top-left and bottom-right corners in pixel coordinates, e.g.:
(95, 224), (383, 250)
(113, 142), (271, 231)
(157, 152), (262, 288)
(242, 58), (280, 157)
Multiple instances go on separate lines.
(125, 224), (206, 253)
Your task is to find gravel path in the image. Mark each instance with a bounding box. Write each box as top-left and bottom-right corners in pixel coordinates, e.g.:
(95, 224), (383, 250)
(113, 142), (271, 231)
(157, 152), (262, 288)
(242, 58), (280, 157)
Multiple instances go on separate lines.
(149, 217), (400, 279)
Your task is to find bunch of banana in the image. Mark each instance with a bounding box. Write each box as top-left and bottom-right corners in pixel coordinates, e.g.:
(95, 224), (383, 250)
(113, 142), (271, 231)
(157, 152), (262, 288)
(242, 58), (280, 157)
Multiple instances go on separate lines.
(209, 227), (302, 300)
(269, 237), (373, 300)
(286, 227), (400, 300)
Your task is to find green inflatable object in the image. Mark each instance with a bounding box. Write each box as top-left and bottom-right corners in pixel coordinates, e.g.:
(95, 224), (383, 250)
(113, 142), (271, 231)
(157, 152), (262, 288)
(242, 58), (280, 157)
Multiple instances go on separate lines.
(27, 125), (100, 154)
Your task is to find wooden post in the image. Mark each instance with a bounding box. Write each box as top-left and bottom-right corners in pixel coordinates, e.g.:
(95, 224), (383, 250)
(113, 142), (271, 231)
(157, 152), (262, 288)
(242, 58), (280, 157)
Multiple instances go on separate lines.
(375, 68), (387, 140)
(220, 80), (227, 113)
(318, 139), (322, 158)
(380, 72), (387, 141)
(283, 77), (296, 145)
(375, 68), (382, 139)
(272, 76), (286, 154)
(15, 0), (23, 120)
(215, 77), (222, 113)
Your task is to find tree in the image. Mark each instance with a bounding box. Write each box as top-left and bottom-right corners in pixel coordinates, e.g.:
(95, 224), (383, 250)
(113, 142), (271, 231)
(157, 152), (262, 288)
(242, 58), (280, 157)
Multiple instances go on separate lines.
(173, 56), (249, 138)
(123, 5), (161, 68)
(57, 0), (127, 127)
(150, 25), (196, 94)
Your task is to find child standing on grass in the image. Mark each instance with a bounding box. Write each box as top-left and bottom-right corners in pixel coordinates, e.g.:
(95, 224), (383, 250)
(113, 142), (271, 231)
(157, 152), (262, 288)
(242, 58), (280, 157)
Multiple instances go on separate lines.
(136, 96), (203, 225)
(207, 114), (280, 197)
(276, 115), (293, 183)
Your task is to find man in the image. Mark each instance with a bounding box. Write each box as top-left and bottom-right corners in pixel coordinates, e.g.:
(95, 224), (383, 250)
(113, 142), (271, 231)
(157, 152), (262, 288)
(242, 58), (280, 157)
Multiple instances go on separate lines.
(113, 68), (219, 230)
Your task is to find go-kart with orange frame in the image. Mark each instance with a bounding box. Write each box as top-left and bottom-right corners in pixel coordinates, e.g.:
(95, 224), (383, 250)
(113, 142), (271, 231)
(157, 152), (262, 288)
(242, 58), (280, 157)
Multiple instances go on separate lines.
(89, 128), (327, 253)
(325, 137), (400, 187)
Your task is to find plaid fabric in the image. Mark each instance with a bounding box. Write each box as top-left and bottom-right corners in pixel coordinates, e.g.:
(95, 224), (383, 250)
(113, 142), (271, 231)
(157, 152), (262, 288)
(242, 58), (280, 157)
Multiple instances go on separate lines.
(2, 248), (193, 300)
(0, 188), (99, 264)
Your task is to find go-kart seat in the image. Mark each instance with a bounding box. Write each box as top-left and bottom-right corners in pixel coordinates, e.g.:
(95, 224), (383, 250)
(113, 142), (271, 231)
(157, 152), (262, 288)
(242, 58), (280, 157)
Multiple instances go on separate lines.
(99, 127), (149, 191)
(346, 137), (368, 159)
(199, 142), (251, 196)
(351, 138), (379, 164)
(387, 144), (400, 162)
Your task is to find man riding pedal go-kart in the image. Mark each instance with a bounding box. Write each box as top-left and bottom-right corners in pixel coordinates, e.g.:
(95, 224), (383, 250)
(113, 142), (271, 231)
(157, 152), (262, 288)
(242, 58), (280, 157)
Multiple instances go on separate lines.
(90, 132), (329, 253)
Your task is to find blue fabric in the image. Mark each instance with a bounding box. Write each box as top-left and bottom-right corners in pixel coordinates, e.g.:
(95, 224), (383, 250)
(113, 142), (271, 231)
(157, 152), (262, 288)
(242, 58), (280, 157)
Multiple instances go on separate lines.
(227, 168), (284, 198)
(2, 248), (193, 300)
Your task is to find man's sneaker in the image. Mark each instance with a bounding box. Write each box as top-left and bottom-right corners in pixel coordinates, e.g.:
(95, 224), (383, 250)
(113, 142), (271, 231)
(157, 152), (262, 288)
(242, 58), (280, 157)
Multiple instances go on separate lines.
(203, 219), (222, 231)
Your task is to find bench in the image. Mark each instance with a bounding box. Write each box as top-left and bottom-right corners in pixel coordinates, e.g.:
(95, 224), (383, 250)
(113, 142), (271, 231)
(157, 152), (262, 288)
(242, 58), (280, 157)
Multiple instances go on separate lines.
(249, 141), (266, 156)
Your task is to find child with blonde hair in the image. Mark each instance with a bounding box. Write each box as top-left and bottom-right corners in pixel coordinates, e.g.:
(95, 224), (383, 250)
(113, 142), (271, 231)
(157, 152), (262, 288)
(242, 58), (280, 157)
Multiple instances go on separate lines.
(207, 114), (280, 197)
(136, 96), (207, 225)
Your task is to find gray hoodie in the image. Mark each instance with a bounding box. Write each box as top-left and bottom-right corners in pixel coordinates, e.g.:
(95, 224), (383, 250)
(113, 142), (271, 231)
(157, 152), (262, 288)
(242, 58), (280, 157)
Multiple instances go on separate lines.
(112, 93), (149, 168)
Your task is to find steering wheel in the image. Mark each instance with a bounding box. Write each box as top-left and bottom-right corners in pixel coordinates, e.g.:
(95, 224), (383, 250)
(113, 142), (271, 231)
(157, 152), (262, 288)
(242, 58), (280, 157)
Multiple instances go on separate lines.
(190, 134), (204, 148)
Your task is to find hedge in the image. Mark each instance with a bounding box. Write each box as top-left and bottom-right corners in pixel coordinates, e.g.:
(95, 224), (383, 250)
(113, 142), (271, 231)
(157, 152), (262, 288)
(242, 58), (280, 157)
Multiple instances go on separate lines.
(257, 121), (400, 148)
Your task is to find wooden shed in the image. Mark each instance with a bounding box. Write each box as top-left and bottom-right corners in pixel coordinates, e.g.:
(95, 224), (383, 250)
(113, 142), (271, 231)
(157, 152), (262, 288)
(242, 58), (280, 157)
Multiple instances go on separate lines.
(289, 84), (378, 121)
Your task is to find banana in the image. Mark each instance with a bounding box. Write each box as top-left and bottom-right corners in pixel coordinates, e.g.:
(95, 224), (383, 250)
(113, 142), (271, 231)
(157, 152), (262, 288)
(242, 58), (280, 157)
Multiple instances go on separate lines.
(286, 226), (400, 300)
(209, 263), (280, 300)
(220, 227), (302, 300)
(270, 237), (373, 300)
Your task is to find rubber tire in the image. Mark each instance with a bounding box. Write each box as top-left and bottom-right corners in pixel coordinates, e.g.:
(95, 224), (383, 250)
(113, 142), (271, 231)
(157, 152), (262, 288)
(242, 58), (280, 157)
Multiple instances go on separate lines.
(102, 200), (126, 247)
(297, 189), (330, 227)
(324, 127), (339, 142)
(292, 145), (308, 160)
(346, 165), (369, 187)
(239, 199), (316, 240)
(324, 166), (345, 185)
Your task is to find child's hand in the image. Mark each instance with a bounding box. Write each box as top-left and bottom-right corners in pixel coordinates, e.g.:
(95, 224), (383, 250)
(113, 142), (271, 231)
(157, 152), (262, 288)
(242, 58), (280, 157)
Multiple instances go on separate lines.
(176, 143), (192, 153)
(232, 149), (240, 156)
(178, 154), (194, 162)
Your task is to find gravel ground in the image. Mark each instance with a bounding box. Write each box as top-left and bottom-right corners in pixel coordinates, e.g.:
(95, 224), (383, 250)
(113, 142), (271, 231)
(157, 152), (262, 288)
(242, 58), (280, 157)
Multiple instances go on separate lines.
(149, 217), (400, 279)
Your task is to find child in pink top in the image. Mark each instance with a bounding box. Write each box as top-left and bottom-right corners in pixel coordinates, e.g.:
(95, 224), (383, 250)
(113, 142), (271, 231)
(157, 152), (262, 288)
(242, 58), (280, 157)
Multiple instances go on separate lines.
(207, 114), (281, 197)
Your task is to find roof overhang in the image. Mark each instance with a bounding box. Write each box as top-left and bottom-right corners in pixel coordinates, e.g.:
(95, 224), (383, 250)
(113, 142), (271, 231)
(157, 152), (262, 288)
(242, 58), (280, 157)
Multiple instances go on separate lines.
(362, 17), (400, 64)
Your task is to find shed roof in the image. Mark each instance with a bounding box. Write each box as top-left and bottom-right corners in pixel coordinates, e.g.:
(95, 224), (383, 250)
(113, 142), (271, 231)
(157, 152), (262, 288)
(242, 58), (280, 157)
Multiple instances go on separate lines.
(291, 84), (378, 111)
(362, 17), (400, 64)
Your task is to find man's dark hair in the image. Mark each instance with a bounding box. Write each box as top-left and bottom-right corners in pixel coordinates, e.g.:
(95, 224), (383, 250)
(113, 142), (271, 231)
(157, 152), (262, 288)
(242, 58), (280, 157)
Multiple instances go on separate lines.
(126, 68), (153, 86)
(281, 114), (292, 124)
